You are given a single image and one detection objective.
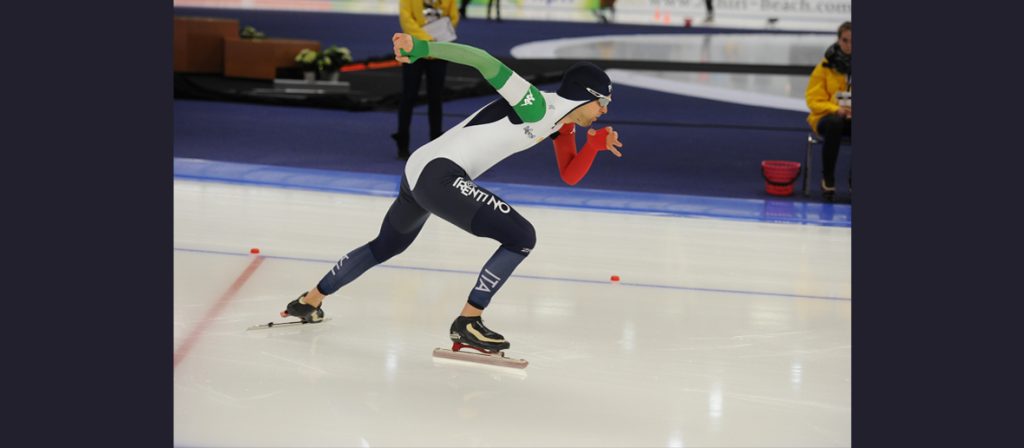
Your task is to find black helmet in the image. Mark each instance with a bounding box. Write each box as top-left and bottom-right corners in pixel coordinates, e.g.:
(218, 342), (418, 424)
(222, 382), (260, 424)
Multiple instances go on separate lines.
(556, 62), (612, 102)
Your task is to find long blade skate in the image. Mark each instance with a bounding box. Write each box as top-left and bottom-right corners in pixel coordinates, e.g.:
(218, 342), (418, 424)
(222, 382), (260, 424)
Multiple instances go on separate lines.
(432, 343), (528, 369)
(245, 318), (331, 331)
(246, 310), (330, 331)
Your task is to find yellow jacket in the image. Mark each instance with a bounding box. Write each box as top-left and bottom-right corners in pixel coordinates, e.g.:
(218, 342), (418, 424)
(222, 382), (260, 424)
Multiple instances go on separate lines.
(399, 0), (460, 41)
(805, 58), (850, 133)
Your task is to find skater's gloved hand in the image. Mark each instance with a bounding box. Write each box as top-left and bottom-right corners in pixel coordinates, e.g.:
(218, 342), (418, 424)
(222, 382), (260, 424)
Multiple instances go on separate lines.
(584, 126), (623, 157)
(393, 33), (427, 64)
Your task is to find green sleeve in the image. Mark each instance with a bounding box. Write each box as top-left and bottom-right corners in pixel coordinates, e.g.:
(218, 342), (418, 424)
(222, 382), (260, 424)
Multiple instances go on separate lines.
(402, 38), (507, 89)
(401, 37), (547, 122)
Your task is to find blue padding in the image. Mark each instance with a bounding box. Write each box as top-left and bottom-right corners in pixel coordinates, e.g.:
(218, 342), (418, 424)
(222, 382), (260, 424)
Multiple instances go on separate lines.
(174, 158), (851, 227)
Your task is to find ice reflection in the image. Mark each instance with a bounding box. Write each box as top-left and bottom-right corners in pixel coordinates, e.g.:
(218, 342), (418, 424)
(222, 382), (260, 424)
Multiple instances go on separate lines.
(709, 381), (724, 428)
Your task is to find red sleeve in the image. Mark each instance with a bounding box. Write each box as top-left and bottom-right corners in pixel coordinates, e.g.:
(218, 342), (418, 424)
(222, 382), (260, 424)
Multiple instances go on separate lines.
(552, 124), (609, 186)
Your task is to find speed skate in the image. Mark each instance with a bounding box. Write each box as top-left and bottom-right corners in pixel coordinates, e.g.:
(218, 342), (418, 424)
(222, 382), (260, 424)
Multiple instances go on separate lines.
(246, 309), (331, 331)
(245, 317), (331, 331)
(432, 342), (528, 369)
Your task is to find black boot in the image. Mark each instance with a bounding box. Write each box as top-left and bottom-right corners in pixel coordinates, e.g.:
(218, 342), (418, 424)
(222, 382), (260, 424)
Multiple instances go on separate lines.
(391, 132), (410, 160)
(285, 292), (324, 323)
(821, 177), (836, 202)
(450, 315), (510, 352)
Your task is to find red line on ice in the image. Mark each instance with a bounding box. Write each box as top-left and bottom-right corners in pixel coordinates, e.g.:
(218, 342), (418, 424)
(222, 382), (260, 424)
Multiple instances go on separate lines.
(174, 255), (265, 368)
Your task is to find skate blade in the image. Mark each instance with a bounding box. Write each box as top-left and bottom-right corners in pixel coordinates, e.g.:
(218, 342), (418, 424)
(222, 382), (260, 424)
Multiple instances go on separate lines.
(432, 347), (528, 369)
(246, 317), (331, 331)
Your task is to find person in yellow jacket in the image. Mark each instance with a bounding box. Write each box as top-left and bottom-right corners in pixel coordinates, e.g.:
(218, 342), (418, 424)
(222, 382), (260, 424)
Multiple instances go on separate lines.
(805, 21), (852, 201)
(392, 0), (461, 160)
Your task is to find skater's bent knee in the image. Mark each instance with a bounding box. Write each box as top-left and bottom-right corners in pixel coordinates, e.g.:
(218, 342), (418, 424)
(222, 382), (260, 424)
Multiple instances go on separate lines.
(367, 216), (423, 262)
(368, 236), (408, 262)
(512, 223), (537, 252)
(472, 210), (536, 253)
(503, 217), (536, 252)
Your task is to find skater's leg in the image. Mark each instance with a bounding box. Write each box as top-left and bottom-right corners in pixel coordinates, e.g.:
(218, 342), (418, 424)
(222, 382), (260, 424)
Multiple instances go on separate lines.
(312, 177), (428, 303)
(288, 178), (428, 319)
(307, 214), (425, 300)
(449, 207), (535, 351)
(464, 206), (536, 311)
(411, 161), (535, 351)
(411, 161), (535, 311)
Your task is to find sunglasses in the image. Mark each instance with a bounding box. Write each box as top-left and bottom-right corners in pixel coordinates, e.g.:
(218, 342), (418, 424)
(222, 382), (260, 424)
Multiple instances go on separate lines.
(585, 87), (612, 107)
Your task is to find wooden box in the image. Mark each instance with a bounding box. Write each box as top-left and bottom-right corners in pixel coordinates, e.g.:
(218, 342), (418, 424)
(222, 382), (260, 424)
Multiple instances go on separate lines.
(224, 38), (321, 80)
(173, 16), (239, 74)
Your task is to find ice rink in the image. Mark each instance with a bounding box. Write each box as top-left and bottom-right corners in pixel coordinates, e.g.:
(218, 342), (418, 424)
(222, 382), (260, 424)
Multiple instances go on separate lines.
(174, 179), (851, 447)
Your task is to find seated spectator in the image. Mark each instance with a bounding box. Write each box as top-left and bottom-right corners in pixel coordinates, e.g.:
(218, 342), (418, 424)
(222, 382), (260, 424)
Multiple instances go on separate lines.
(805, 21), (852, 201)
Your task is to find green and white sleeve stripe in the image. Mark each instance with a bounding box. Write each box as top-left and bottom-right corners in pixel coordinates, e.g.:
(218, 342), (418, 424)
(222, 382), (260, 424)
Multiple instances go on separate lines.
(492, 68), (546, 124)
(403, 38), (546, 123)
